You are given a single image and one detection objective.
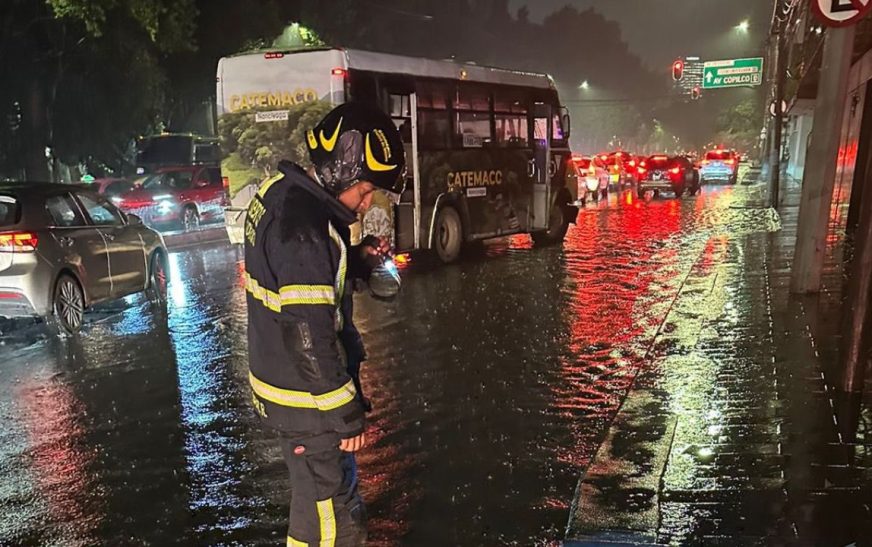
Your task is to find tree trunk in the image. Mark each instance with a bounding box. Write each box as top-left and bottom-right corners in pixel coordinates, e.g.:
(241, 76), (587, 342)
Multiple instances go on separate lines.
(24, 77), (50, 181)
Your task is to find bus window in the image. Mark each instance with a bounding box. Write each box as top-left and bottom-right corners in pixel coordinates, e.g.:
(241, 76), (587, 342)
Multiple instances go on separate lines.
(533, 118), (548, 141)
(389, 94), (411, 117)
(454, 84), (490, 111)
(494, 88), (529, 114)
(495, 114), (528, 147)
(552, 114), (565, 141)
(349, 72), (379, 106)
(417, 81), (450, 110)
(419, 110), (451, 149)
(457, 112), (492, 147)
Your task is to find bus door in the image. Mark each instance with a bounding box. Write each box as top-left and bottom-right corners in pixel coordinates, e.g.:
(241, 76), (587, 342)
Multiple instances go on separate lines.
(531, 103), (553, 231)
(385, 92), (419, 252)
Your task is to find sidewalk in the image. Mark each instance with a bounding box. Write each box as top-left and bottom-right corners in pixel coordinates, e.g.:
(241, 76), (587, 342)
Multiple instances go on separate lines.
(565, 179), (872, 545)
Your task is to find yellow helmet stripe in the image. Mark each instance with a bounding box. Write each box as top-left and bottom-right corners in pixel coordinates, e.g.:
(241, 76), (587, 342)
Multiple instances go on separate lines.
(365, 133), (397, 172)
(318, 117), (342, 152)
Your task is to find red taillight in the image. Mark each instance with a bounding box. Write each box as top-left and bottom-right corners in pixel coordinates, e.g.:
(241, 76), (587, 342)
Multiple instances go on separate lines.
(670, 167), (681, 175)
(701, 160), (709, 165)
(724, 159), (735, 165)
(0, 232), (38, 252)
(264, 52), (285, 60)
(331, 68), (347, 77)
(628, 160), (636, 168)
(637, 167), (647, 175)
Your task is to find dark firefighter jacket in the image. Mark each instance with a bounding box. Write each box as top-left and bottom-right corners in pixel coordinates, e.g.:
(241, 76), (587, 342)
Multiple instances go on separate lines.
(244, 160), (369, 438)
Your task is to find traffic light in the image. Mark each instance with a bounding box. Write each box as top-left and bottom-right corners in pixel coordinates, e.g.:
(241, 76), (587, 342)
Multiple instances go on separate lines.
(672, 60), (684, 81)
(691, 86), (701, 100)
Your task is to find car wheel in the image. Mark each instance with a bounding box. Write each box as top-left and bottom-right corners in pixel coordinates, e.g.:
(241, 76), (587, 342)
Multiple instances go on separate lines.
(674, 185), (685, 198)
(434, 206), (463, 263)
(532, 202), (570, 246)
(183, 206), (200, 231)
(53, 274), (84, 334)
(146, 251), (169, 313)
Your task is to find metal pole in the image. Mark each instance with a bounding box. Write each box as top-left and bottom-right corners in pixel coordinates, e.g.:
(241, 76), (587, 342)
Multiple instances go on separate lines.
(769, 30), (784, 209)
(839, 142), (872, 392)
(790, 26), (856, 294)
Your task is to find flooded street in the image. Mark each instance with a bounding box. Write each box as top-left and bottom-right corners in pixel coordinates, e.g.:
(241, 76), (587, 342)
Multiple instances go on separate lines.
(0, 183), (780, 546)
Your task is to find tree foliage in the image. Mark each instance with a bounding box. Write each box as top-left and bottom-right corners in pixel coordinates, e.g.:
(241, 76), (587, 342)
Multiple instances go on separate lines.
(713, 97), (764, 152)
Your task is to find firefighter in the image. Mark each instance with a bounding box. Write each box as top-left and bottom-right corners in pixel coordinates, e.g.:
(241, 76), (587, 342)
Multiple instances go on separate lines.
(243, 102), (405, 546)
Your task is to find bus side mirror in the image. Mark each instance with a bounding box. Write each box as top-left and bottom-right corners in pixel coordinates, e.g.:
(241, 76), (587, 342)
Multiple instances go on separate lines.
(560, 107), (571, 140)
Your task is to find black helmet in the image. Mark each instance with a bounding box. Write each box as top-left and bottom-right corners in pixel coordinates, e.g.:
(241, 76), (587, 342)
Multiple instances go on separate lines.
(307, 102), (406, 203)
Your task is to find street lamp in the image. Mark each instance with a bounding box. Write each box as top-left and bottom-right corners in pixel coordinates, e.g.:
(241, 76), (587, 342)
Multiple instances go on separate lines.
(579, 80), (590, 90)
(735, 20), (749, 33)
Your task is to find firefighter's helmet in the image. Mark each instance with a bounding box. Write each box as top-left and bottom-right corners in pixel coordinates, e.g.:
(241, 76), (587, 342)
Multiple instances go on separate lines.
(307, 102), (406, 203)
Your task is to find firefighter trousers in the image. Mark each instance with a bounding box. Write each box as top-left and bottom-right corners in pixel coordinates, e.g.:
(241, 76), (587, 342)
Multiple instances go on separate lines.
(281, 432), (367, 547)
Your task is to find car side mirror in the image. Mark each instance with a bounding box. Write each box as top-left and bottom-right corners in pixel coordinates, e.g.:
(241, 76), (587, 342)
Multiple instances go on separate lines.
(127, 213), (143, 225)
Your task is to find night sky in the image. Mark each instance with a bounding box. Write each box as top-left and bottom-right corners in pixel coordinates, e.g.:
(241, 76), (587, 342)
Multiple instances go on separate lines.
(508, 0), (774, 70)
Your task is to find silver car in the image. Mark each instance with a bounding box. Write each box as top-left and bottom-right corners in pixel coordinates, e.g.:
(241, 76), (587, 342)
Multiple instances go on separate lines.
(0, 183), (169, 334)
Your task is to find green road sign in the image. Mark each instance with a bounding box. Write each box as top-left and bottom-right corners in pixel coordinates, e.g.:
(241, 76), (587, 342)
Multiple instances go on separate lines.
(702, 57), (764, 89)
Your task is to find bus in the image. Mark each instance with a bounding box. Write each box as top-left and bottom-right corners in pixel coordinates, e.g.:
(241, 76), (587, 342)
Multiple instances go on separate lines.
(135, 133), (222, 174)
(216, 47), (579, 262)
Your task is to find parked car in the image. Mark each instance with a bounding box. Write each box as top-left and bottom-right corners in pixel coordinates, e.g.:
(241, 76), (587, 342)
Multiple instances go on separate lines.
(112, 165), (229, 231)
(0, 183), (168, 334)
(572, 155), (610, 202)
(636, 155), (696, 198)
(699, 149), (739, 184)
(90, 177), (135, 198)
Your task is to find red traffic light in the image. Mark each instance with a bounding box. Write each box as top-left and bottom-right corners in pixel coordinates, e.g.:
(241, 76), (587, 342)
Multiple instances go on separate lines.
(672, 60), (684, 81)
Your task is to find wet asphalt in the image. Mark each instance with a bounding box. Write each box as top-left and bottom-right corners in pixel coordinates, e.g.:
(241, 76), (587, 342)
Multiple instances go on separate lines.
(0, 181), (769, 546)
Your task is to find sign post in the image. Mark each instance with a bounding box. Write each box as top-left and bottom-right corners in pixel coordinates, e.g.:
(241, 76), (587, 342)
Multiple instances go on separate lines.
(702, 57), (765, 90)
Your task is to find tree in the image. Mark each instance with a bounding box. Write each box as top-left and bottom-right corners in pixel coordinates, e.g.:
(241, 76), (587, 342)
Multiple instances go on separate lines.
(0, 0), (197, 179)
(713, 96), (764, 153)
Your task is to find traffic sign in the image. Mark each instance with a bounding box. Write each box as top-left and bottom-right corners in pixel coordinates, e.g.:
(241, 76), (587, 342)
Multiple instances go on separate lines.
(813, 0), (872, 27)
(702, 57), (764, 89)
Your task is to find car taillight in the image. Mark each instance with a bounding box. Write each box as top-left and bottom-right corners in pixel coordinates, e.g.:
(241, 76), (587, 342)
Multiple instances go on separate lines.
(0, 232), (38, 252)
(637, 167), (647, 175)
(701, 160), (709, 165)
(724, 159), (735, 165)
(670, 167), (681, 175)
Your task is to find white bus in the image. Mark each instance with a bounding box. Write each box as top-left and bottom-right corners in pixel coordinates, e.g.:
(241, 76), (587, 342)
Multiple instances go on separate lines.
(216, 47), (579, 262)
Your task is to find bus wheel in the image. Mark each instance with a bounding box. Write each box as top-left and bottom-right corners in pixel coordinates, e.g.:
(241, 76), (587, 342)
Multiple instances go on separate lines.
(434, 206), (463, 263)
(532, 203), (569, 246)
